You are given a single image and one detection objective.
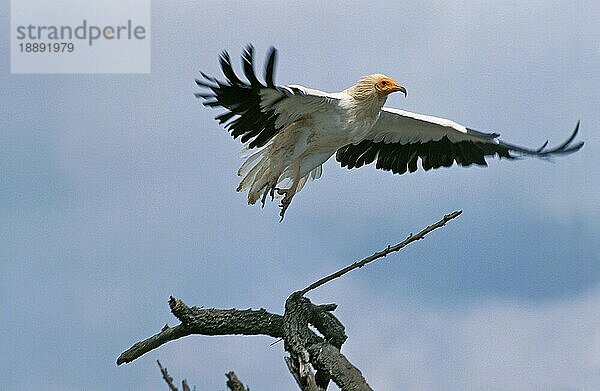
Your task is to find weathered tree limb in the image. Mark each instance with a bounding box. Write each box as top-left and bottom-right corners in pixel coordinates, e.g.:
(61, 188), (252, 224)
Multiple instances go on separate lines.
(225, 371), (250, 391)
(157, 360), (191, 391)
(299, 210), (462, 295)
(169, 296), (284, 337)
(118, 211), (462, 390)
(285, 355), (311, 390)
(158, 360), (247, 391)
(117, 297), (284, 365)
(283, 292), (372, 391)
(120, 295), (366, 389)
(309, 302), (347, 389)
(308, 342), (370, 391)
(283, 293), (322, 391)
(157, 360), (178, 391)
(118, 324), (189, 366)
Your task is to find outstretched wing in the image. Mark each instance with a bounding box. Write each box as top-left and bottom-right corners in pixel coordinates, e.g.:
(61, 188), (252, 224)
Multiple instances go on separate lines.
(336, 107), (583, 174)
(196, 45), (339, 149)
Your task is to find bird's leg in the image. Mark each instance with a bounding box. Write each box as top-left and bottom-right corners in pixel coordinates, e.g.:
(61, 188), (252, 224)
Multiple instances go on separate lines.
(277, 189), (294, 222)
(276, 180), (299, 222)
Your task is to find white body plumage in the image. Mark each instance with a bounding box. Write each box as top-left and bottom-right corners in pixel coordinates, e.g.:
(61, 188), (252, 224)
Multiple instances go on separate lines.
(239, 79), (389, 209)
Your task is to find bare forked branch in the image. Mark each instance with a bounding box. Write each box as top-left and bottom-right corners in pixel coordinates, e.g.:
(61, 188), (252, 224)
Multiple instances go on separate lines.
(299, 210), (462, 295)
(157, 360), (191, 391)
(120, 211), (462, 390)
(226, 371), (250, 391)
(117, 297), (284, 365)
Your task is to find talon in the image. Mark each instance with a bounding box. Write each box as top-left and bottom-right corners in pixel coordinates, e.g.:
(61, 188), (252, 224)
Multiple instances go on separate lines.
(275, 187), (291, 197)
(279, 198), (291, 222)
(277, 188), (295, 221)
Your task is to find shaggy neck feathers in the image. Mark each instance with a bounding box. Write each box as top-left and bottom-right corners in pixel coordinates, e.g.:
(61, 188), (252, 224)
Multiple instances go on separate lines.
(344, 74), (388, 121)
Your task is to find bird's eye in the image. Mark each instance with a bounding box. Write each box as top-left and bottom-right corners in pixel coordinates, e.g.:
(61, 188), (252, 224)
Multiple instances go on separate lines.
(381, 80), (388, 85)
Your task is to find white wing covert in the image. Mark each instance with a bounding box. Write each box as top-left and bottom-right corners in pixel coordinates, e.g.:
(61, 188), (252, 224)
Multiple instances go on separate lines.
(336, 108), (583, 174)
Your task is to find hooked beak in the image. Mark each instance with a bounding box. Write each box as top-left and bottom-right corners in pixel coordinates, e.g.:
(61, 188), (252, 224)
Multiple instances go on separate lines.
(392, 84), (407, 97)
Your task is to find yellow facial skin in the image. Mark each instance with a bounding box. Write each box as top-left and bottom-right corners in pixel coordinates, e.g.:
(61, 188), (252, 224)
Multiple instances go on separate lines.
(375, 76), (407, 96)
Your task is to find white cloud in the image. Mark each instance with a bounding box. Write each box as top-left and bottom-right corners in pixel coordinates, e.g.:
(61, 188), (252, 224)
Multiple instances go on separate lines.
(334, 282), (600, 391)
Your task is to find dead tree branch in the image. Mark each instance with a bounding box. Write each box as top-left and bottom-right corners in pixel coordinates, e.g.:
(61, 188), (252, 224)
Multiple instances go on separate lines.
(225, 371), (250, 391)
(283, 292), (371, 391)
(117, 297), (284, 365)
(157, 360), (191, 391)
(118, 211), (462, 390)
(299, 210), (462, 295)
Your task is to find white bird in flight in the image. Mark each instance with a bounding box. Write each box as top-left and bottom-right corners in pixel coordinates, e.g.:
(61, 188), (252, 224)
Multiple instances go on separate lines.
(196, 46), (583, 220)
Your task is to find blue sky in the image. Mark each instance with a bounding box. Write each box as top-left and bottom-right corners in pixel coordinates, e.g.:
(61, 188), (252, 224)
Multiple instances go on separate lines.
(1, 1), (599, 390)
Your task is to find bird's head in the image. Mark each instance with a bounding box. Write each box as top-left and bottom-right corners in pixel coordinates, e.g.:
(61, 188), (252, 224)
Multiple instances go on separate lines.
(347, 74), (407, 101)
(374, 75), (407, 97)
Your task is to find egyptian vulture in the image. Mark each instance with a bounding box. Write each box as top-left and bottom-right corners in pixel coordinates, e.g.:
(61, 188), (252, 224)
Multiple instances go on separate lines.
(196, 46), (583, 220)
